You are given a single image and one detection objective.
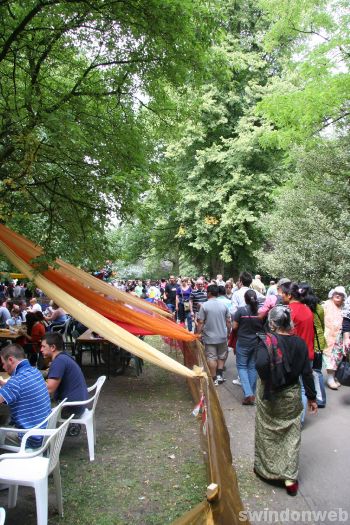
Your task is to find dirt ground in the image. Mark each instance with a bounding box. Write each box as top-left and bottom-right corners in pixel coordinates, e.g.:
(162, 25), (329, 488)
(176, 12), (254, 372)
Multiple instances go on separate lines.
(0, 337), (207, 525)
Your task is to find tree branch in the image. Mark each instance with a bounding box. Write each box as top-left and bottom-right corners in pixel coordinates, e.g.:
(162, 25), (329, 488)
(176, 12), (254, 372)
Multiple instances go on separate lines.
(316, 112), (350, 133)
(289, 24), (330, 42)
(0, 2), (45, 63)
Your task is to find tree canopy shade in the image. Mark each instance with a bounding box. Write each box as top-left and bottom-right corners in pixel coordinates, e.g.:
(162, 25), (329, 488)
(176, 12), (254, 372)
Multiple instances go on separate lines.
(110, 0), (350, 282)
(0, 0), (215, 264)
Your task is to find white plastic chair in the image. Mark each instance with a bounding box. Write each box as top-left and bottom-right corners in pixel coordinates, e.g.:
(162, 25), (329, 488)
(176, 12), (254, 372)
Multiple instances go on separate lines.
(0, 508), (5, 525)
(58, 375), (106, 461)
(0, 415), (73, 525)
(62, 316), (72, 342)
(0, 398), (67, 453)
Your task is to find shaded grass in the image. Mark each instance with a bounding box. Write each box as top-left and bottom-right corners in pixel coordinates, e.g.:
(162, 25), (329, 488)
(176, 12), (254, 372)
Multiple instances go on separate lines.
(46, 337), (207, 525)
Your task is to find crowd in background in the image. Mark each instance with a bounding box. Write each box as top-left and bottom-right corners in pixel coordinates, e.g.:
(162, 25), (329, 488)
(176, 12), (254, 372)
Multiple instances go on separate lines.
(113, 273), (350, 394)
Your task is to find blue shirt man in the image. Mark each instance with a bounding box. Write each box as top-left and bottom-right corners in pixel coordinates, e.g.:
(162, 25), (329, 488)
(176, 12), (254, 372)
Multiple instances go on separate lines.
(0, 344), (51, 447)
(41, 332), (88, 417)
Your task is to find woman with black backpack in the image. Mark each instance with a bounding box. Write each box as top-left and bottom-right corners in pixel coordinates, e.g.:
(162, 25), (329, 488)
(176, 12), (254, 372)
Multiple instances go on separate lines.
(254, 306), (317, 496)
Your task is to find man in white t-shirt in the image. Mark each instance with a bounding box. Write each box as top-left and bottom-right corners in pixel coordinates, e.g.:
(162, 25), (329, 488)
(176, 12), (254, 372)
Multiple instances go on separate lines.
(28, 298), (42, 313)
(231, 271), (265, 315)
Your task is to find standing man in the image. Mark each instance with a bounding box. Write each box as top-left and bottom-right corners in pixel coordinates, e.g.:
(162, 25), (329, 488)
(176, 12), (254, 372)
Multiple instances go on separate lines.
(232, 271), (265, 314)
(163, 275), (178, 314)
(134, 280), (143, 297)
(40, 333), (88, 420)
(0, 344), (51, 447)
(13, 281), (23, 299)
(197, 284), (231, 385)
(231, 272), (253, 314)
(190, 279), (207, 330)
(216, 274), (226, 286)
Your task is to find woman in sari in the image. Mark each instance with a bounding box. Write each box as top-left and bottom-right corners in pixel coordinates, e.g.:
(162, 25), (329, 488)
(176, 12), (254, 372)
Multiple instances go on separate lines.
(254, 306), (317, 496)
(323, 286), (346, 389)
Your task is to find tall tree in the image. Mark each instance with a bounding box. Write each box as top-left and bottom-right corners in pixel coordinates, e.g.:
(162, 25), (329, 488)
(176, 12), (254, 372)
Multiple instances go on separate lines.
(136, 0), (286, 277)
(256, 137), (350, 296)
(253, 0), (350, 292)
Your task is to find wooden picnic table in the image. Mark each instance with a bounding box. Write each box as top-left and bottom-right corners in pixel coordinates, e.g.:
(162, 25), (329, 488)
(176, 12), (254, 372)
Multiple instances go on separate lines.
(76, 330), (143, 379)
(0, 329), (24, 342)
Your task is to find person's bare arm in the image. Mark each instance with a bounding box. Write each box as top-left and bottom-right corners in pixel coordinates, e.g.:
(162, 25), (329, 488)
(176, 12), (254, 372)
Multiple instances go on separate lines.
(46, 378), (61, 395)
(197, 319), (204, 335)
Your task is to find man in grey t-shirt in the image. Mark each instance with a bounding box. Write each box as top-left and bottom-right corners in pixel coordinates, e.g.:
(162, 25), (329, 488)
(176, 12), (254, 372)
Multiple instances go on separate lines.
(197, 284), (231, 386)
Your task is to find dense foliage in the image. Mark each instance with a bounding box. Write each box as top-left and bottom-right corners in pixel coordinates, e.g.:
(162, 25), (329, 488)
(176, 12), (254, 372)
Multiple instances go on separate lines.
(0, 0), (214, 264)
(1, 1), (349, 287)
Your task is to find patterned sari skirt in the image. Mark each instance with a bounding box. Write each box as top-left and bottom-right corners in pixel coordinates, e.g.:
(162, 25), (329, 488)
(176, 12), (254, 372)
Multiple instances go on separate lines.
(254, 379), (303, 481)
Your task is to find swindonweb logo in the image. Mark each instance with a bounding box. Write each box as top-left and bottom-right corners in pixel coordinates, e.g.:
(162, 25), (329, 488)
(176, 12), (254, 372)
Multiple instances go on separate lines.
(239, 508), (349, 523)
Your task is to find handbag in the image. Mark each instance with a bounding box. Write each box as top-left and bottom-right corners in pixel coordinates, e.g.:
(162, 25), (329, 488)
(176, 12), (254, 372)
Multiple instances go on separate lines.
(228, 330), (237, 353)
(183, 300), (191, 312)
(335, 355), (350, 386)
(313, 352), (323, 370)
(181, 290), (191, 312)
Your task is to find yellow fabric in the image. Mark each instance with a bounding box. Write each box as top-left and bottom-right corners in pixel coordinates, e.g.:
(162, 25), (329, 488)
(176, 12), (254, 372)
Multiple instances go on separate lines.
(0, 272), (26, 279)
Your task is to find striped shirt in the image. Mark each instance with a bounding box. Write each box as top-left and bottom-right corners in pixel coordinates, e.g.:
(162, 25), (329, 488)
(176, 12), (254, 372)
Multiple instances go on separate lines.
(190, 289), (207, 313)
(0, 359), (51, 447)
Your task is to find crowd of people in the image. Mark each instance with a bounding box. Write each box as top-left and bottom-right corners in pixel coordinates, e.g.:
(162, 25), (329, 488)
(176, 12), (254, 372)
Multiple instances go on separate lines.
(0, 281), (72, 367)
(120, 273), (349, 392)
(0, 272), (348, 498)
(120, 271), (350, 497)
(0, 277), (89, 436)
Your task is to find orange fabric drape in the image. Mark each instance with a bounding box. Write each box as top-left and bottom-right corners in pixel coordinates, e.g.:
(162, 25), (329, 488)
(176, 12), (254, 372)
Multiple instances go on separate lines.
(0, 225), (196, 342)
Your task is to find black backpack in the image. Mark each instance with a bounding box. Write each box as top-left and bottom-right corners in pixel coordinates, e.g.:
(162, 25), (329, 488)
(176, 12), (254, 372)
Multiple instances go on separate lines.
(257, 332), (291, 400)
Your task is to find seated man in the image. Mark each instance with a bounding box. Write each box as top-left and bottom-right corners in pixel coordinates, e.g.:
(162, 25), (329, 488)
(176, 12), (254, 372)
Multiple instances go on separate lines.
(0, 304), (11, 328)
(44, 301), (67, 329)
(0, 344), (51, 447)
(41, 333), (88, 424)
(28, 297), (42, 313)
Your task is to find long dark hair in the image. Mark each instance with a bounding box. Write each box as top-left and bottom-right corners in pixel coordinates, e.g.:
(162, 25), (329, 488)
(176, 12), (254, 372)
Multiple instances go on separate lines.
(25, 312), (37, 336)
(244, 289), (258, 315)
(299, 282), (319, 313)
(280, 282), (302, 301)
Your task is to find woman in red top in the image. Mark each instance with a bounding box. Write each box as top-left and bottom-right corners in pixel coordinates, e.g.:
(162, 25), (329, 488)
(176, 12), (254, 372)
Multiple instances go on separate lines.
(280, 282), (314, 361)
(20, 311), (46, 366)
(280, 282), (315, 424)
